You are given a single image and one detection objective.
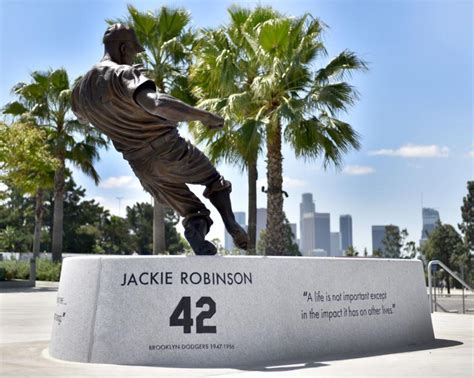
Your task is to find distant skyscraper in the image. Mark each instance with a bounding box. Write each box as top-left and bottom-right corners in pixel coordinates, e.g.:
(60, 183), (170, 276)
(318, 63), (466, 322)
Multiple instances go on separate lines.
(372, 225), (400, 256)
(330, 232), (341, 257)
(301, 212), (316, 255)
(224, 211), (246, 250)
(315, 212), (331, 255)
(256, 208), (267, 243)
(421, 208), (440, 244)
(372, 225), (386, 255)
(300, 193), (316, 255)
(300, 193), (315, 220)
(340, 215), (353, 253)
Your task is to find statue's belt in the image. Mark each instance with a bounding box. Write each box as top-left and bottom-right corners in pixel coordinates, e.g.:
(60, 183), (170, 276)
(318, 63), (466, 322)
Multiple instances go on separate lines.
(122, 129), (179, 162)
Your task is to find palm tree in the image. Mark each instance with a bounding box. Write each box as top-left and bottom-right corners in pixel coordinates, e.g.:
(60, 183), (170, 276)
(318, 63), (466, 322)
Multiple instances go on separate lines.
(109, 5), (196, 254)
(189, 6), (277, 253)
(191, 7), (366, 255)
(243, 11), (367, 255)
(3, 69), (108, 261)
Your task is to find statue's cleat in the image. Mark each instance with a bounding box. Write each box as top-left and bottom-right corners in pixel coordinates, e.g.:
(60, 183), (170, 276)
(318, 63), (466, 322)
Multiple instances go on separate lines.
(195, 241), (218, 255)
(229, 225), (249, 250)
(184, 217), (217, 256)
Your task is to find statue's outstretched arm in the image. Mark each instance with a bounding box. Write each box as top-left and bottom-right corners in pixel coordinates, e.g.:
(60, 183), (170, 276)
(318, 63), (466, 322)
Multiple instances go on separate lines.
(135, 88), (224, 129)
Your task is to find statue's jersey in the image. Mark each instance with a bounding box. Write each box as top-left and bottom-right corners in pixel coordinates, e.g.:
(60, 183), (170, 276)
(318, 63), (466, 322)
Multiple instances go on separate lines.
(71, 60), (177, 154)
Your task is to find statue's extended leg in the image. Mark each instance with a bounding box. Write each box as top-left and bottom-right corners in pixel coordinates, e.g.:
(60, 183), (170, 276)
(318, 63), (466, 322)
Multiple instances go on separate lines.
(135, 177), (217, 256)
(204, 178), (249, 250)
(183, 215), (217, 255)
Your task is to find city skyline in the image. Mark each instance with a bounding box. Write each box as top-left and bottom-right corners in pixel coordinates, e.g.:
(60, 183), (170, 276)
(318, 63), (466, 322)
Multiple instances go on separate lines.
(231, 203), (440, 256)
(1, 0), (471, 253)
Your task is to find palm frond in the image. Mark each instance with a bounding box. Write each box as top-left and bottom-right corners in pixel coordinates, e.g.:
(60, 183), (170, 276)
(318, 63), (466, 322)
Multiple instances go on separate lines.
(2, 101), (28, 116)
(315, 50), (368, 83)
(284, 115), (360, 168)
(309, 82), (358, 115)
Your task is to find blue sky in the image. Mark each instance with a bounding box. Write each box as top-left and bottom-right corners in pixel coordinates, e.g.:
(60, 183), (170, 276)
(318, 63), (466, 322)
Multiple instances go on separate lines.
(1, 0), (472, 253)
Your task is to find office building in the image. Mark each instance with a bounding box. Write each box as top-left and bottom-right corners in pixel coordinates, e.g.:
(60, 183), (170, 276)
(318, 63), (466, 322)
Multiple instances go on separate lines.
(299, 193), (315, 254)
(300, 193), (315, 220)
(315, 212), (331, 255)
(372, 225), (386, 255)
(421, 208), (440, 244)
(330, 232), (341, 257)
(301, 212), (316, 255)
(340, 215), (353, 253)
(256, 208), (267, 243)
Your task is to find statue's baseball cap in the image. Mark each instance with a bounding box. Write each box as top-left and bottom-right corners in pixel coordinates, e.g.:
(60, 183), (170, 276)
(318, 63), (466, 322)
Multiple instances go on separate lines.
(103, 23), (145, 52)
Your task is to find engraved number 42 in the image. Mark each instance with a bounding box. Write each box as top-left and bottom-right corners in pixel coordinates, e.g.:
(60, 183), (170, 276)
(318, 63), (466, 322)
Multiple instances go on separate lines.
(169, 296), (216, 334)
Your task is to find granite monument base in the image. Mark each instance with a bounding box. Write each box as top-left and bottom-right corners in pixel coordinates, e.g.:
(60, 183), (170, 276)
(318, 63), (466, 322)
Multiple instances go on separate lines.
(49, 256), (434, 367)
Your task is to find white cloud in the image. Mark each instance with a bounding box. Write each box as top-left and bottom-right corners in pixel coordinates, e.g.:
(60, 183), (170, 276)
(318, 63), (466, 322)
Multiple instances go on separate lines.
(283, 177), (307, 188)
(369, 144), (449, 158)
(100, 175), (142, 189)
(257, 176), (307, 189)
(468, 150), (474, 158)
(342, 165), (375, 175)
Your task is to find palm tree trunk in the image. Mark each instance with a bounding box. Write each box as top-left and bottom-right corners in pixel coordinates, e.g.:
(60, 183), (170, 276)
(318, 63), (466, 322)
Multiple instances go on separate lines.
(247, 160), (258, 255)
(153, 199), (166, 254)
(265, 119), (286, 256)
(33, 189), (44, 258)
(52, 156), (65, 262)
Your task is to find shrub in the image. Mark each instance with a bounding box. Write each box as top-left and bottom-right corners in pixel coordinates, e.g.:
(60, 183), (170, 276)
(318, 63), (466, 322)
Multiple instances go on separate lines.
(36, 259), (61, 281)
(0, 260), (29, 280)
(0, 259), (62, 281)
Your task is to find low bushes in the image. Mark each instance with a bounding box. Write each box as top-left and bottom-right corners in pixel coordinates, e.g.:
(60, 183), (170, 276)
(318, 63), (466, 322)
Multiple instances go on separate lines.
(0, 259), (62, 281)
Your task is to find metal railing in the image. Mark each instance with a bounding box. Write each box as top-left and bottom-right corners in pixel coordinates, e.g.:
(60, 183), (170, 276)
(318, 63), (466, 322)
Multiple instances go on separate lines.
(428, 260), (473, 313)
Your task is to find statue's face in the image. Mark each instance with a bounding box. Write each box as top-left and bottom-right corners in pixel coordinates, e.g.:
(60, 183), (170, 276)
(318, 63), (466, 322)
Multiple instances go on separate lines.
(120, 41), (141, 65)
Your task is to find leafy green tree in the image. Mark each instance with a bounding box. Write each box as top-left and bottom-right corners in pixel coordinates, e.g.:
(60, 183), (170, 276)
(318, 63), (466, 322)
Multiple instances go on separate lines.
(3, 69), (108, 261)
(39, 177), (107, 254)
(126, 202), (154, 254)
(345, 246), (359, 257)
(0, 184), (35, 252)
(0, 122), (58, 256)
(109, 5), (195, 254)
(421, 223), (465, 293)
(381, 226), (407, 258)
(0, 226), (29, 252)
(256, 215), (300, 255)
(99, 215), (134, 255)
(403, 240), (419, 259)
(61, 180), (108, 254)
(126, 202), (187, 254)
(459, 181), (474, 251)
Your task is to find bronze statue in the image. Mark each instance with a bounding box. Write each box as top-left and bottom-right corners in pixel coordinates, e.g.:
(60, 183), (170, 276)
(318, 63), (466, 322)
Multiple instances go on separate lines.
(72, 24), (249, 255)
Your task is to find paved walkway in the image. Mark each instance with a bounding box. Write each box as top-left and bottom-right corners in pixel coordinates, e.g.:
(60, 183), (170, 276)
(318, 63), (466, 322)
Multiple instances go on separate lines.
(0, 282), (472, 377)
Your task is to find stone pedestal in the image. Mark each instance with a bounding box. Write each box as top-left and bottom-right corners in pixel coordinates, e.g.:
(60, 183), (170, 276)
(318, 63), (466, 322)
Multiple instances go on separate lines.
(49, 256), (434, 367)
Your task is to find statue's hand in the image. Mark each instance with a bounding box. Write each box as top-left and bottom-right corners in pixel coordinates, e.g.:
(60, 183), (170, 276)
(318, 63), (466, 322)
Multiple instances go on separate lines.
(203, 113), (225, 129)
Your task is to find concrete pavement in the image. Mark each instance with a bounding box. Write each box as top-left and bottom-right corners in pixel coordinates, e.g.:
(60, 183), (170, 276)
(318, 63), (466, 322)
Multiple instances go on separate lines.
(0, 282), (472, 377)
